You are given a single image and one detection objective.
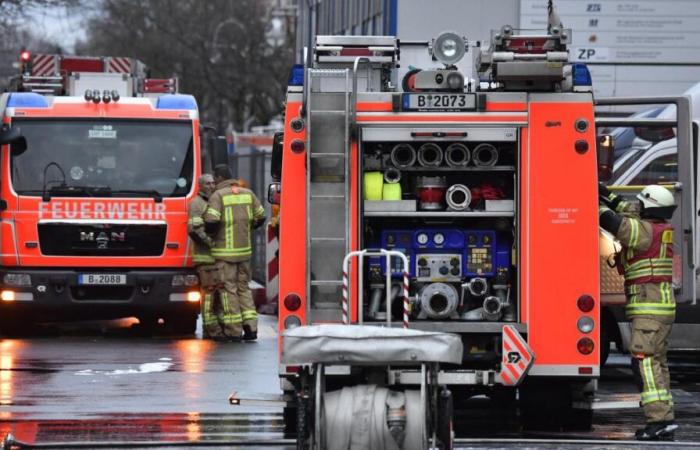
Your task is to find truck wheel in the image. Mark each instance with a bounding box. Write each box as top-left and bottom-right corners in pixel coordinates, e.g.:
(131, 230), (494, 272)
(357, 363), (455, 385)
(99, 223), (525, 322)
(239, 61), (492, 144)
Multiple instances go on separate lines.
(519, 382), (593, 431)
(167, 313), (198, 335)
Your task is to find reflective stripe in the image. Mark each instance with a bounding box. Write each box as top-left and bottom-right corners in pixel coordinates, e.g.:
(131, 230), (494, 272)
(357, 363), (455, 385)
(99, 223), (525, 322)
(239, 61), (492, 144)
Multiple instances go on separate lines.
(211, 248), (252, 257)
(254, 205), (265, 217)
(189, 217), (204, 226)
(193, 254), (215, 264)
(628, 219), (640, 252)
(615, 200), (630, 213)
(222, 314), (243, 324)
(626, 302), (676, 316)
(242, 310), (258, 320)
(206, 208), (221, 219)
(225, 207), (234, 252)
(223, 194), (252, 206)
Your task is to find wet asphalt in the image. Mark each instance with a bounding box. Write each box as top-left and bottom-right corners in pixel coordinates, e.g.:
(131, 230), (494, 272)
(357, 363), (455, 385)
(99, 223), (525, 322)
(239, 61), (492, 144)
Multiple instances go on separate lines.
(1, 316), (700, 449)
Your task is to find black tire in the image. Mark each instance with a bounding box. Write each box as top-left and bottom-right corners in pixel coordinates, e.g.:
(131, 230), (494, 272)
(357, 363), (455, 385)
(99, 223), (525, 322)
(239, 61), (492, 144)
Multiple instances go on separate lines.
(0, 312), (33, 337)
(167, 313), (198, 335)
(600, 322), (611, 366)
(519, 381), (593, 431)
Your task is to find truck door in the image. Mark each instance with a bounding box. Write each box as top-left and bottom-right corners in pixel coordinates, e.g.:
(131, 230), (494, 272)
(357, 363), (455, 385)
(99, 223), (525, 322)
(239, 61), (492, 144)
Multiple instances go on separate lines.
(596, 96), (696, 305)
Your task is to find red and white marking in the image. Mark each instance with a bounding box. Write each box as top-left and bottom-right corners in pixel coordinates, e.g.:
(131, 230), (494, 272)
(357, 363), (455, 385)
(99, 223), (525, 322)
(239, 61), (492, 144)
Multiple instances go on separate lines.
(32, 54), (57, 76)
(108, 57), (132, 73)
(500, 325), (535, 386)
(265, 223), (279, 312)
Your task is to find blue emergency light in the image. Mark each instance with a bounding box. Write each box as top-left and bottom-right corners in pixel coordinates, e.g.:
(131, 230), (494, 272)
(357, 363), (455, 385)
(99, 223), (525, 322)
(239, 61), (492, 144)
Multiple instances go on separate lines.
(7, 93), (49, 108)
(288, 64), (304, 86)
(155, 94), (197, 111)
(572, 63), (592, 88)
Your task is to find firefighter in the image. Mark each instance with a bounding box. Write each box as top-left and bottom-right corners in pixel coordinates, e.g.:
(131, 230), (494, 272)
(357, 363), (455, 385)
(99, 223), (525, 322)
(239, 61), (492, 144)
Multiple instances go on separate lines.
(187, 173), (222, 339)
(204, 164), (266, 341)
(599, 183), (678, 441)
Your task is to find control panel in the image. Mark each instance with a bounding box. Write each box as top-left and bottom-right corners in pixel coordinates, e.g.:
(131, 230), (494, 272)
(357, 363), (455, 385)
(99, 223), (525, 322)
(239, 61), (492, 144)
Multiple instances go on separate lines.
(416, 253), (463, 281)
(464, 231), (496, 276)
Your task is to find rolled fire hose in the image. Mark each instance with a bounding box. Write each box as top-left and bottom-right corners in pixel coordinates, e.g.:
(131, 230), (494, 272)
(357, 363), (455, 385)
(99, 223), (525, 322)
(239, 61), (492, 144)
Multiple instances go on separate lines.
(390, 143), (417, 168)
(363, 171), (383, 200)
(446, 184), (471, 210)
(417, 143), (443, 167)
(445, 143), (470, 167)
(382, 182), (402, 200)
(472, 143), (499, 167)
(384, 167), (401, 184)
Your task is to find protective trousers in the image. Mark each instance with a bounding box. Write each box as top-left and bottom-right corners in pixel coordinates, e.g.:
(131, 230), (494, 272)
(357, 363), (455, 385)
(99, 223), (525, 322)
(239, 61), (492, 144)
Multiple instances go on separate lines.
(630, 317), (674, 423)
(217, 260), (258, 337)
(196, 266), (224, 338)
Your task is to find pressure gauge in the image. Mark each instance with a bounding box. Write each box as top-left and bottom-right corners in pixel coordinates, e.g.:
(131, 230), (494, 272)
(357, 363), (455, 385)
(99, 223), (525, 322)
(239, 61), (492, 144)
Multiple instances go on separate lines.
(433, 233), (445, 245)
(417, 233), (429, 245)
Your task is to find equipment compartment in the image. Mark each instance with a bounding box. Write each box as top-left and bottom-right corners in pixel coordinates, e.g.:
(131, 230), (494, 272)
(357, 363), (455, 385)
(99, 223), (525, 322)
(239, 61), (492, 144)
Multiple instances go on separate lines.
(359, 130), (519, 326)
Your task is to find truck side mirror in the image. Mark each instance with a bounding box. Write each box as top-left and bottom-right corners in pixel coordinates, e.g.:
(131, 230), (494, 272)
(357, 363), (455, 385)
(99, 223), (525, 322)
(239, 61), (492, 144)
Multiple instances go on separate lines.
(271, 132), (284, 181)
(597, 134), (615, 181)
(212, 136), (229, 167)
(0, 127), (27, 154)
(267, 182), (281, 205)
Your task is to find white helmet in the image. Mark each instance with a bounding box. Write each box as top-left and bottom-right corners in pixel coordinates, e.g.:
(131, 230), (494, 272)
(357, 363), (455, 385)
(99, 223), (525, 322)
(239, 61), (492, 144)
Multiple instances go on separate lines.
(636, 185), (675, 209)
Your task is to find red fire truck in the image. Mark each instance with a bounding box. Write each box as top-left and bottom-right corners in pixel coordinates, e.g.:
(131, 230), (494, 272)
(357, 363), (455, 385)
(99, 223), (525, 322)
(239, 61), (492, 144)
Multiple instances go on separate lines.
(0, 53), (215, 334)
(267, 21), (696, 445)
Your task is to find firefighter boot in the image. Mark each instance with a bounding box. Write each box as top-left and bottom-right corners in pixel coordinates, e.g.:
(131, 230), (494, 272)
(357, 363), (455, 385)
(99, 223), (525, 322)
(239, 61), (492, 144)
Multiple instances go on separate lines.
(243, 324), (257, 342)
(635, 421), (678, 441)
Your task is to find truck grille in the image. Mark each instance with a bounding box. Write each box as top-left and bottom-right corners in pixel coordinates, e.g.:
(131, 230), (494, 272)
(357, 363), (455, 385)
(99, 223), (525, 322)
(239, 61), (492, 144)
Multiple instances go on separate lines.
(38, 223), (166, 256)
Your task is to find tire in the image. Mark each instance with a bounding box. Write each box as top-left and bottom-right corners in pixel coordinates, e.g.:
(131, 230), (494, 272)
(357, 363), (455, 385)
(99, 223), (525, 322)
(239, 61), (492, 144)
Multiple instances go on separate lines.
(167, 313), (198, 335)
(600, 323), (611, 366)
(519, 381), (593, 431)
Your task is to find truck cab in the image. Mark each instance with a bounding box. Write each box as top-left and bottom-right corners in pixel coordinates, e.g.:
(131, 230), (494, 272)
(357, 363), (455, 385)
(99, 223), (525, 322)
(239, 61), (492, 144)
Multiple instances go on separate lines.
(0, 53), (208, 334)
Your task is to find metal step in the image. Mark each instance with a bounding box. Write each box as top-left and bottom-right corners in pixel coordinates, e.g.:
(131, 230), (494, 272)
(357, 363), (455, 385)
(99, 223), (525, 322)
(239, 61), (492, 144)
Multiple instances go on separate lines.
(310, 153), (345, 157)
(311, 280), (343, 286)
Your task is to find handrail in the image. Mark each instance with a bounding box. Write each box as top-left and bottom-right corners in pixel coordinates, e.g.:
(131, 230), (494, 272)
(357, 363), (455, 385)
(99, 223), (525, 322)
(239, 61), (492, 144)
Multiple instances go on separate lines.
(351, 56), (372, 130)
(342, 249), (410, 328)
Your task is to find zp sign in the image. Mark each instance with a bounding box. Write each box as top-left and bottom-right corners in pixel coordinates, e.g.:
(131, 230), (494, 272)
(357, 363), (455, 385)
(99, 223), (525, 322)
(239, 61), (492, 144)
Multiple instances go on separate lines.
(572, 46), (610, 62)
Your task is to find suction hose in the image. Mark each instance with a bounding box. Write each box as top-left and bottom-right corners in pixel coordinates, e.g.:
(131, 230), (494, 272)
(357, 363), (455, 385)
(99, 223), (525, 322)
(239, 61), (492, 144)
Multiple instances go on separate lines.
(472, 143), (499, 167)
(390, 143), (417, 168)
(445, 143), (470, 167)
(417, 143), (443, 167)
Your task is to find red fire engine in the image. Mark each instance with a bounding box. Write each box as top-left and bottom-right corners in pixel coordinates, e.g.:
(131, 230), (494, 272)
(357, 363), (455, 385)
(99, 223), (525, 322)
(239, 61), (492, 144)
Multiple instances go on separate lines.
(0, 53), (214, 334)
(267, 20), (642, 445)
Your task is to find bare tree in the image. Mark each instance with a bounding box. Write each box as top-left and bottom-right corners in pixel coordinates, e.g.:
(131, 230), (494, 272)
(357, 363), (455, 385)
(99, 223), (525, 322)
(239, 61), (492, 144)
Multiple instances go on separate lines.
(77, 0), (295, 132)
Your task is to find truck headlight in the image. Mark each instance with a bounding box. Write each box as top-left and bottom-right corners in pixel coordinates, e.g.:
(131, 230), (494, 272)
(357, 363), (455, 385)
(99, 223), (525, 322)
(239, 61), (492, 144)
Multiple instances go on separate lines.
(3, 273), (31, 287)
(184, 275), (199, 287)
(171, 275), (184, 286)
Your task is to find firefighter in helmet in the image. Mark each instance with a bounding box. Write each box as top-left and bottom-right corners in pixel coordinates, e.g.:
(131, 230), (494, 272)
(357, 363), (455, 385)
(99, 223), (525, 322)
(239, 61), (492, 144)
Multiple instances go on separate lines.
(187, 173), (222, 339)
(204, 164), (266, 341)
(599, 183), (678, 441)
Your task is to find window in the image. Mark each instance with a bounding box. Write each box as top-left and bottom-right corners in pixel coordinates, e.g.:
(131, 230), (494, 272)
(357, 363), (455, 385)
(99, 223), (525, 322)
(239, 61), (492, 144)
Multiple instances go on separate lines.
(629, 153), (678, 185)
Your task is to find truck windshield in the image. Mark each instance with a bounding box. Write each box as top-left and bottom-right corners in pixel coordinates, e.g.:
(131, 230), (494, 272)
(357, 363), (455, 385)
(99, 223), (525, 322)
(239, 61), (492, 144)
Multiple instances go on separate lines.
(10, 119), (194, 198)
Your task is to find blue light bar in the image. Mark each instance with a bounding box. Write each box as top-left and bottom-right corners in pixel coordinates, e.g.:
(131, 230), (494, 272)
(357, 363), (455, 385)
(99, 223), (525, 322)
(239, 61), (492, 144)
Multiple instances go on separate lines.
(288, 64), (304, 86)
(572, 63), (592, 87)
(155, 94), (198, 111)
(7, 93), (49, 108)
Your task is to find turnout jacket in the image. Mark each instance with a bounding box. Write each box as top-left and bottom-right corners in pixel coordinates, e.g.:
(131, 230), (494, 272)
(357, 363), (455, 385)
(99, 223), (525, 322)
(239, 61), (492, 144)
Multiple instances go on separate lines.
(187, 192), (215, 266)
(204, 180), (266, 263)
(599, 196), (675, 322)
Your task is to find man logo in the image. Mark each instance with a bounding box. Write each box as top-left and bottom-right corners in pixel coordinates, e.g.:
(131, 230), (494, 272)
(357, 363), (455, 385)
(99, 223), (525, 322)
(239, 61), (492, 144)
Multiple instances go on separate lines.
(81, 230), (126, 248)
(80, 231), (95, 241)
